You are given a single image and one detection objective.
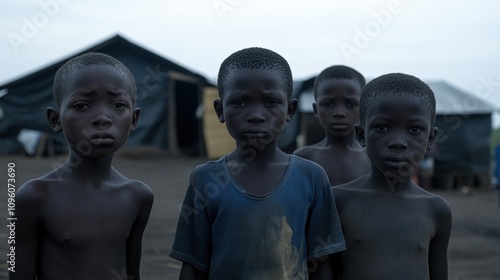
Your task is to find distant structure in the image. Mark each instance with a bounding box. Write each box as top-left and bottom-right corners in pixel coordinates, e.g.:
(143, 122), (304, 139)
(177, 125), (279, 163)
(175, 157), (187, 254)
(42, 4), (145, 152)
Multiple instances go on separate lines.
(294, 77), (498, 189)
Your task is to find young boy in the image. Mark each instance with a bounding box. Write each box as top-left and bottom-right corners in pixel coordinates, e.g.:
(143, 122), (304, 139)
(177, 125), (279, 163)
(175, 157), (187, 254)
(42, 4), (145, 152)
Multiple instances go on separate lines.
(294, 65), (370, 186)
(331, 73), (452, 279)
(12, 53), (154, 280)
(169, 47), (345, 279)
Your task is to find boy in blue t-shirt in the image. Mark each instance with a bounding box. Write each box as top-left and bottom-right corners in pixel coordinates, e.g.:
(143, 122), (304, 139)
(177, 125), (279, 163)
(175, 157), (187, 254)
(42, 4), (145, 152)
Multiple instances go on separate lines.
(169, 47), (345, 279)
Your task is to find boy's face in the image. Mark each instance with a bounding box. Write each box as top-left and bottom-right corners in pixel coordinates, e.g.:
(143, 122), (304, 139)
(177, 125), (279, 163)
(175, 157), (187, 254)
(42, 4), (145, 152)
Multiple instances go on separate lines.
(48, 65), (139, 158)
(214, 68), (297, 149)
(356, 94), (436, 179)
(313, 78), (361, 137)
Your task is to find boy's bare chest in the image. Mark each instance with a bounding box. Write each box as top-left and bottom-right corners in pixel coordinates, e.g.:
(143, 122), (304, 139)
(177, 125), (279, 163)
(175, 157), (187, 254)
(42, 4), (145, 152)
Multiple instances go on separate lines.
(339, 195), (435, 250)
(41, 189), (137, 247)
(313, 149), (370, 185)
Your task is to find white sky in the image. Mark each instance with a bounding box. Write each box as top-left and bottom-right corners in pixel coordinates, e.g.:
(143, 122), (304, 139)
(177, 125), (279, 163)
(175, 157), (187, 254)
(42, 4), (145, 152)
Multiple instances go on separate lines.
(1, 0), (500, 114)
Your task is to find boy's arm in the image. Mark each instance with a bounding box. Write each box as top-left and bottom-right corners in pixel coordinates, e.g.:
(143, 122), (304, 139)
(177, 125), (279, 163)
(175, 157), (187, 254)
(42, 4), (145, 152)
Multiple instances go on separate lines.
(10, 182), (42, 280)
(330, 252), (343, 280)
(428, 197), (452, 280)
(306, 168), (346, 279)
(308, 257), (332, 280)
(179, 263), (209, 280)
(126, 183), (154, 280)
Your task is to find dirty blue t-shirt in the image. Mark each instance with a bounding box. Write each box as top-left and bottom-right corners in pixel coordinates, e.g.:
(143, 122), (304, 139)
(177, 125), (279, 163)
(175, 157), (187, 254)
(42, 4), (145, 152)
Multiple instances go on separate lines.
(169, 155), (345, 279)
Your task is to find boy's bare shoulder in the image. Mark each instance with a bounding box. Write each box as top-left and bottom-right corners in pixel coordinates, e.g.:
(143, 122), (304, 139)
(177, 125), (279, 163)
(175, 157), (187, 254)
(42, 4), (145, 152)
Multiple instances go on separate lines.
(332, 174), (369, 194)
(112, 170), (154, 203)
(414, 187), (452, 219)
(293, 144), (323, 159)
(128, 179), (154, 204)
(332, 177), (451, 218)
(17, 168), (153, 205)
(16, 169), (65, 202)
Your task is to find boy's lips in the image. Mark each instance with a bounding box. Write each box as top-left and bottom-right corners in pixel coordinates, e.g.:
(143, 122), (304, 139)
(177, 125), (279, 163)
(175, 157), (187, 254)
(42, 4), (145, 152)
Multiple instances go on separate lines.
(244, 128), (268, 134)
(330, 123), (349, 129)
(90, 132), (114, 145)
(384, 155), (408, 162)
(383, 155), (410, 168)
(243, 129), (269, 140)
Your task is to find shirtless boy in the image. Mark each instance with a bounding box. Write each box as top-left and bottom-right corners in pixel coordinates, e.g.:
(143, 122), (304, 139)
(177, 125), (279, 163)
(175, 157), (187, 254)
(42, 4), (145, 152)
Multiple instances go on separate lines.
(294, 65), (370, 185)
(12, 53), (154, 280)
(331, 73), (452, 280)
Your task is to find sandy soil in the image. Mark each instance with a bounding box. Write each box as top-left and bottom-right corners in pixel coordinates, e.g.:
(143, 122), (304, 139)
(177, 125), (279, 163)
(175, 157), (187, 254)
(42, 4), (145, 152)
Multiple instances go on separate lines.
(0, 154), (499, 280)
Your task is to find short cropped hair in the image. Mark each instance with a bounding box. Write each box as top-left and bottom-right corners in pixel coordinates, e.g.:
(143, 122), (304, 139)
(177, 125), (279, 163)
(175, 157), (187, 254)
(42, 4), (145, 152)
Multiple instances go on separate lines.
(313, 65), (365, 99)
(359, 73), (436, 126)
(53, 52), (136, 107)
(217, 47), (293, 99)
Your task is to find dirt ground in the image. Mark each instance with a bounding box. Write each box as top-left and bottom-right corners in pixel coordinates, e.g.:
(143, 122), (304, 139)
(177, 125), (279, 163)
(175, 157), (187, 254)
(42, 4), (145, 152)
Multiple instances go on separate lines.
(1, 154), (499, 280)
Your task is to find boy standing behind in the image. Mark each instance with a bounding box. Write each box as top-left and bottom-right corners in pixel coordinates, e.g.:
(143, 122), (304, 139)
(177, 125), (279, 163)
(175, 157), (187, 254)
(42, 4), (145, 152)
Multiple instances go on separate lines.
(332, 73), (452, 279)
(12, 53), (154, 280)
(294, 65), (370, 186)
(170, 47), (345, 279)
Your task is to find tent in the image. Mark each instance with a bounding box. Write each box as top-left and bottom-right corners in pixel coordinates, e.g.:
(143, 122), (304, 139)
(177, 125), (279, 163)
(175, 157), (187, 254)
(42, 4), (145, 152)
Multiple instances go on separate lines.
(0, 34), (212, 156)
(295, 78), (498, 188)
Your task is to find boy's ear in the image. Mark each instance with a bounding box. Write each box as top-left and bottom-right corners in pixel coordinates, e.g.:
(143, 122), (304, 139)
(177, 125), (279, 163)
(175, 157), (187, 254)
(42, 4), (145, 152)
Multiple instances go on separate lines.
(286, 98), (298, 122)
(355, 124), (365, 147)
(213, 99), (224, 123)
(130, 108), (140, 132)
(427, 126), (438, 150)
(47, 107), (62, 132)
(312, 102), (318, 119)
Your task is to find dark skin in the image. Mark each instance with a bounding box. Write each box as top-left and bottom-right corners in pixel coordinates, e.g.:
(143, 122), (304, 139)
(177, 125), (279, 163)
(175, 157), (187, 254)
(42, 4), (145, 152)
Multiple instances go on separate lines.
(294, 78), (370, 186)
(331, 95), (452, 280)
(11, 65), (154, 280)
(178, 68), (331, 280)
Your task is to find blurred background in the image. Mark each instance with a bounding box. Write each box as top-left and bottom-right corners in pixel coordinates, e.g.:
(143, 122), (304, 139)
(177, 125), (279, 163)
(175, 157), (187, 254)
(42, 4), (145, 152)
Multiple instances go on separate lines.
(0, 1), (499, 278)
(1, 0), (500, 188)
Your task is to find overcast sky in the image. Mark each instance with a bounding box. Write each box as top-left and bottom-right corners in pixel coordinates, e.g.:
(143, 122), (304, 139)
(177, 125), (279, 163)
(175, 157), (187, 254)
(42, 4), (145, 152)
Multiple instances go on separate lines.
(1, 0), (499, 112)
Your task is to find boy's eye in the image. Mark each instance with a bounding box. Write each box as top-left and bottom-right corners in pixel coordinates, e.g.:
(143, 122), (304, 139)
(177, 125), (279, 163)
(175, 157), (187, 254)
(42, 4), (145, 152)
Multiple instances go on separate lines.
(376, 125), (389, 132)
(346, 101), (358, 108)
(266, 100), (280, 107)
(73, 103), (90, 110)
(320, 101), (333, 107)
(232, 100), (246, 108)
(113, 102), (128, 109)
(409, 127), (422, 134)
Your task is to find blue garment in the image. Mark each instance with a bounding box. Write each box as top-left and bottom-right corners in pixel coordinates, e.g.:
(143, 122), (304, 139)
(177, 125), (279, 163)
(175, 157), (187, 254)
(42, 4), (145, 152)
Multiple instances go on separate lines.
(495, 145), (500, 190)
(169, 155), (345, 279)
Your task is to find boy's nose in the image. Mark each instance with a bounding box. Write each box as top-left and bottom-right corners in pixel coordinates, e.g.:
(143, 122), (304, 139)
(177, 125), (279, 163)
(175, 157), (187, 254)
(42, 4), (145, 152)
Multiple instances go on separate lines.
(246, 108), (265, 122)
(332, 110), (347, 118)
(93, 113), (112, 128)
(388, 133), (407, 150)
(332, 105), (347, 118)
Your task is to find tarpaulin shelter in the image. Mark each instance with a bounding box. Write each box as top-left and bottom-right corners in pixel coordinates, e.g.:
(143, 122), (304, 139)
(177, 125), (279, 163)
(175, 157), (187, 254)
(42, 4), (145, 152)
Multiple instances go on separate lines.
(0, 34), (212, 156)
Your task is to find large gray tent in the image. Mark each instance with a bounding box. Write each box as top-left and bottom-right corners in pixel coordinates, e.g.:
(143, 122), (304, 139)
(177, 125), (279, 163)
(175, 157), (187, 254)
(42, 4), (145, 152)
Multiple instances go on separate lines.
(0, 35), (211, 156)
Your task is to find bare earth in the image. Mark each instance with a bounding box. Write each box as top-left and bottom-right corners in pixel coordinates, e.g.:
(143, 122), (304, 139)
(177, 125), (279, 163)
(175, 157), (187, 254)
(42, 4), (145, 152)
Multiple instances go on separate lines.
(0, 154), (499, 280)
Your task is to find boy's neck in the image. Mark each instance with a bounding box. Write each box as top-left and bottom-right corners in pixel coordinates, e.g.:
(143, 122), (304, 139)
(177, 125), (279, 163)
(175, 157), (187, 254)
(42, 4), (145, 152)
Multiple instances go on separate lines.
(231, 141), (286, 164)
(368, 166), (414, 193)
(325, 132), (360, 149)
(62, 149), (115, 184)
